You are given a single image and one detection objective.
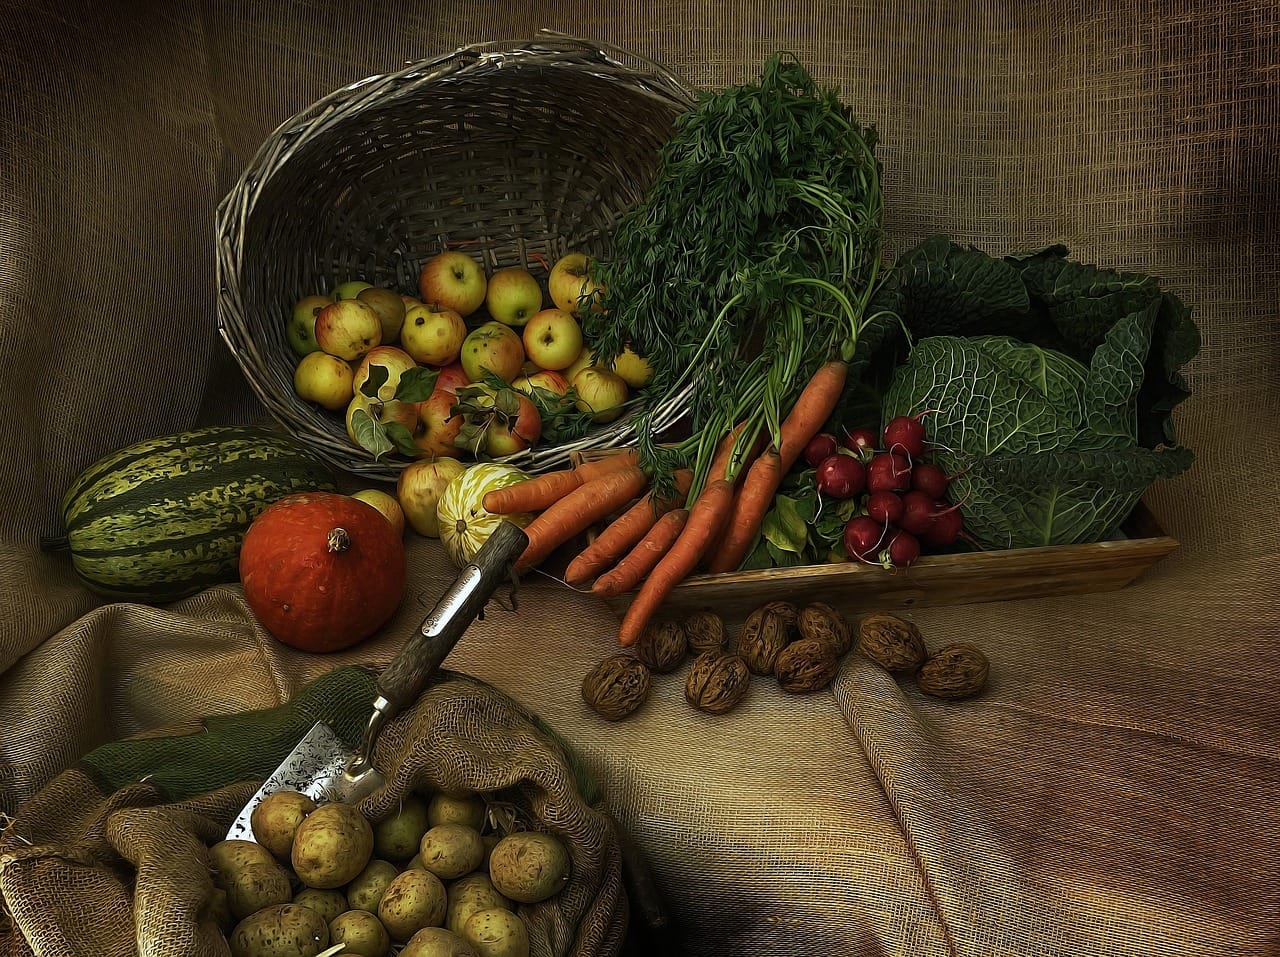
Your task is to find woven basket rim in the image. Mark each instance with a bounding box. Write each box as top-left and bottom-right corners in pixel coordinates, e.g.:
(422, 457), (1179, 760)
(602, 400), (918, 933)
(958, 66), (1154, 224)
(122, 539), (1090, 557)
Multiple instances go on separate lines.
(215, 32), (697, 480)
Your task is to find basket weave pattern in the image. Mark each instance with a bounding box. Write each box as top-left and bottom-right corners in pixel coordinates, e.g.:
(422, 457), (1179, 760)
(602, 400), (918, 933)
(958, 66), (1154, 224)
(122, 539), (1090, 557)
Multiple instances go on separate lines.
(217, 35), (695, 479)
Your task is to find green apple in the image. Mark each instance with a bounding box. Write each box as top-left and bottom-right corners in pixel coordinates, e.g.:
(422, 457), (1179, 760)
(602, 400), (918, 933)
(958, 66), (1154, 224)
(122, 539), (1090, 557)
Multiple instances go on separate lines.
(460, 321), (525, 383)
(397, 457), (466, 537)
(350, 488), (405, 538)
(419, 251), (487, 318)
(484, 267), (543, 327)
(287, 294), (332, 356)
(610, 345), (654, 388)
(353, 346), (418, 402)
(547, 252), (605, 314)
(572, 367), (629, 423)
(521, 308), (583, 371)
(413, 389), (465, 460)
(400, 303), (467, 366)
(315, 299), (382, 361)
(292, 351), (354, 411)
(356, 287), (407, 343)
(331, 280), (373, 300)
(563, 346), (596, 384)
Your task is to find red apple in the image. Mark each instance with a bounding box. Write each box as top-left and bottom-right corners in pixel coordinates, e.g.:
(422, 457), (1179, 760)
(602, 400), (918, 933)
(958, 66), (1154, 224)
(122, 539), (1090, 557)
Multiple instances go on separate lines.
(433, 362), (470, 395)
(413, 390), (465, 459)
(513, 369), (570, 397)
(472, 388), (542, 456)
(418, 250), (487, 318)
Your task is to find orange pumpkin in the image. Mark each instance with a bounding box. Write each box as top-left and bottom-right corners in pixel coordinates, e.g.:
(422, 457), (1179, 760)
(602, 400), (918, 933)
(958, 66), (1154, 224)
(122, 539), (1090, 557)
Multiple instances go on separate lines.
(239, 491), (406, 652)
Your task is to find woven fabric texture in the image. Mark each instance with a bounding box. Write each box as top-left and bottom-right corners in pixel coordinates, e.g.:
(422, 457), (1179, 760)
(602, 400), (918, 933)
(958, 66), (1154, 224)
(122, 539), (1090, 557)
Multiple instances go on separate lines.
(2, 1), (1277, 955)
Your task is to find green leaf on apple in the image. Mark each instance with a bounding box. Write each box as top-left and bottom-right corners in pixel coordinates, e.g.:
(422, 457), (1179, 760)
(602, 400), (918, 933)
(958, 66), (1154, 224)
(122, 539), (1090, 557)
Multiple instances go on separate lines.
(383, 421), (423, 458)
(359, 364), (390, 399)
(350, 408), (394, 459)
(394, 366), (440, 403)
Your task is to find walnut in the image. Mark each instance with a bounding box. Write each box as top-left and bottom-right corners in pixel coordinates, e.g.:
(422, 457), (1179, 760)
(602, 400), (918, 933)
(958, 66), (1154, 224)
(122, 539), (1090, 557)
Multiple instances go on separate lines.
(758, 600), (799, 630)
(797, 602), (852, 656)
(916, 643), (989, 700)
(856, 612), (927, 672)
(685, 652), (751, 714)
(774, 638), (839, 693)
(735, 606), (793, 675)
(581, 654), (651, 720)
(633, 620), (688, 673)
(682, 610), (726, 655)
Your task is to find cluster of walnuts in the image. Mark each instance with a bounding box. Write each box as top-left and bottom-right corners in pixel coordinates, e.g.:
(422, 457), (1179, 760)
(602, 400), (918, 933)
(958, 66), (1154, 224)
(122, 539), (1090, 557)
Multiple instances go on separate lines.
(582, 603), (991, 721)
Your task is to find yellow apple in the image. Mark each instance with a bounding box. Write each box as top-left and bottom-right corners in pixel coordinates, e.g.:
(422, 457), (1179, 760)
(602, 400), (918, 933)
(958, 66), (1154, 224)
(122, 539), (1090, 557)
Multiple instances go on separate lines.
(419, 251), (487, 318)
(287, 293), (331, 356)
(610, 345), (654, 388)
(315, 299), (382, 361)
(547, 252), (605, 314)
(513, 369), (570, 397)
(397, 458), (467, 537)
(460, 321), (525, 383)
(353, 346), (418, 402)
(563, 346), (596, 384)
(293, 351), (354, 411)
(330, 280), (373, 300)
(521, 308), (583, 371)
(470, 387), (542, 457)
(400, 303), (467, 366)
(345, 391), (419, 447)
(356, 287), (407, 343)
(350, 488), (405, 538)
(484, 267), (544, 327)
(572, 367), (629, 423)
(413, 389), (465, 460)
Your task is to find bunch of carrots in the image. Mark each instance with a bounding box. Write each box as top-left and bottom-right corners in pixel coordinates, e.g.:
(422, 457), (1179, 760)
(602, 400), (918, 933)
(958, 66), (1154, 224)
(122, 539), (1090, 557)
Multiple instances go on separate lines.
(483, 359), (850, 646)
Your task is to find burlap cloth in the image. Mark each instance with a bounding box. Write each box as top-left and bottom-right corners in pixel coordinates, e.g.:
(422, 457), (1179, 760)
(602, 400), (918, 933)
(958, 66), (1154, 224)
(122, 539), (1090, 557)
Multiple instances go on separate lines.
(2, 2), (1276, 955)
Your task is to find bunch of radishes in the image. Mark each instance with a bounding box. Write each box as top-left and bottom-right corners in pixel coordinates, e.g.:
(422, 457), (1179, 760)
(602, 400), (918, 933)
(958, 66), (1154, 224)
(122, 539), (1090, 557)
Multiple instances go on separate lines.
(803, 414), (965, 568)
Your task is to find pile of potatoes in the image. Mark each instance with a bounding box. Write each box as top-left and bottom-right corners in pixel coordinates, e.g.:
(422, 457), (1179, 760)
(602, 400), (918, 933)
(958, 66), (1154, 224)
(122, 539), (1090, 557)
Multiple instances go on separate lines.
(206, 788), (571, 957)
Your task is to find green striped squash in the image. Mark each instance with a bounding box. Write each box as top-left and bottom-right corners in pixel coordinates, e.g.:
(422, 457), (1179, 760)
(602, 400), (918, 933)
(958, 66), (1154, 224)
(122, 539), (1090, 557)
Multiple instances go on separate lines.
(53, 426), (337, 602)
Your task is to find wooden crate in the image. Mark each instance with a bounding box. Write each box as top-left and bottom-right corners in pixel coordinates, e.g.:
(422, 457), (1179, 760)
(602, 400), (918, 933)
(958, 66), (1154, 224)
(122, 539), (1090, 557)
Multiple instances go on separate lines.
(570, 451), (1179, 627)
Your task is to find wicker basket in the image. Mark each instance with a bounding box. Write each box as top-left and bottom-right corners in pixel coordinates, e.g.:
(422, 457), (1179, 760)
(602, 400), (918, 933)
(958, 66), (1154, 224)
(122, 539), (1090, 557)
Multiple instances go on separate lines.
(216, 33), (695, 480)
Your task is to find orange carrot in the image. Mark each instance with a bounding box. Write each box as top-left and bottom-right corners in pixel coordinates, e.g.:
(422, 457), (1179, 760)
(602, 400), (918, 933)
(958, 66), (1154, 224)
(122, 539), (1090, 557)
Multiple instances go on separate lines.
(591, 508), (690, 598)
(616, 479), (735, 646)
(705, 360), (849, 574)
(564, 470), (693, 587)
(483, 450), (639, 514)
(514, 465), (651, 572)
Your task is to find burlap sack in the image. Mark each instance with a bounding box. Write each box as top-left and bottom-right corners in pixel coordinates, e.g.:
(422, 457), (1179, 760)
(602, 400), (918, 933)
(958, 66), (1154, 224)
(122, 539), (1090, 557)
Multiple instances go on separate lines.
(0, 667), (629, 957)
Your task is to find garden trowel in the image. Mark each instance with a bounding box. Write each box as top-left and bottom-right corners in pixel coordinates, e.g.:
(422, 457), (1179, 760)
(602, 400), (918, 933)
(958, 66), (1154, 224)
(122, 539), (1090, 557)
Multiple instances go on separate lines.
(226, 520), (529, 841)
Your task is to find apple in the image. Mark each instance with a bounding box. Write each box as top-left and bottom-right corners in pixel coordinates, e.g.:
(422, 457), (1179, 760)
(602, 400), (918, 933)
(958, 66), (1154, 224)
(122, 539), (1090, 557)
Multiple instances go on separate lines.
(470, 387), (542, 457)
(400, 303), (467, 366)
(345, 391), (418, 448)
(547, 252), (605, 314)
(292, 351), (354, 411)
(315, 299), (382, 361)
(572, 367), (629, 423)
(513, 369), (570, 397)
(356, 287), (407, 343)
(484, 267), (543, 327)
(400, 294), (425, 310)
(396, 458), (466, 538)
(563, 346), (596, 384)
(460, 321), (525, 383)
(350, 488), (405, 538)
(610, 345), (653, 388)
(331, 280), (373, 300)
(413, 389), (465, 459)
(434, 361), (470, 395)
(418, 251), (486, 317)
(287, 294), (331, 356)
(521, 308), (583, 371)
(353, 346), (418, 402)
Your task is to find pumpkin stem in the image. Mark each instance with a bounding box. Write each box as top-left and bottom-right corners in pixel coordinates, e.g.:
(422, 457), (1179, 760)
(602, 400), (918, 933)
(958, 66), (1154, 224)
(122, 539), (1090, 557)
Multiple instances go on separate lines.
(327, 527), (351, 553)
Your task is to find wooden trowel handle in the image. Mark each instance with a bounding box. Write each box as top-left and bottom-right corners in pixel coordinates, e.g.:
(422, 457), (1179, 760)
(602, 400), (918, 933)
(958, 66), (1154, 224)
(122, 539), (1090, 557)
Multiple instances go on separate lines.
(378, 520), (529, 712)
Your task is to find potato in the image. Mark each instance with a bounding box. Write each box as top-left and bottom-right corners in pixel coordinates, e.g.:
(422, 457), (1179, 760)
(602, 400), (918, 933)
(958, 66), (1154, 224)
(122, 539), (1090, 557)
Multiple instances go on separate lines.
(377, 867), (448, 941)
(346, 858), (400, 912)
(460, 907), (529, 957)
(419, 823), (485, 880)
(291, 802), (373, 889)
(209, 839), (277, 888)
(479, 834), (501, 873)
(251, 790), (316, 862)
(402, 926), (479, 957)
(373, 794), (432, 861)
(427, 793), (487, 831)
(225, 861), (294, 920)
(406, 853), (426, 871)
(487, 832), (570, 904)
(292, 887), (348, 925)
(203, 886), (234, 933)
(229, 903), (330, 957)
(445, 873), (511, 936)
(329, 909), (391, 957)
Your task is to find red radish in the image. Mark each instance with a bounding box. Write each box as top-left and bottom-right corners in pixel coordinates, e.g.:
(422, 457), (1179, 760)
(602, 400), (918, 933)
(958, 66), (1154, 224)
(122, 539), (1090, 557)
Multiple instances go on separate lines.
(815, 454), (865, 499)
(866, 452), (911, 493)
(866, 490), (904, 525)
(883, 529), (921, 567)
(911, 462), (949, 500)
(923, 505), (965, 548)
(843, 515), (884, 560)
(898, 491), (938, 537)
(840, 426), (878, 458)
(803, 432), (840, 468)
(882, 415), (927, 459)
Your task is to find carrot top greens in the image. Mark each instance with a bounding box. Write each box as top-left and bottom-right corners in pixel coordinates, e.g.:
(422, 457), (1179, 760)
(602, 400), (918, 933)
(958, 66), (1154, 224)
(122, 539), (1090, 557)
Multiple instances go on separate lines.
(587, 54), (890, 502)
